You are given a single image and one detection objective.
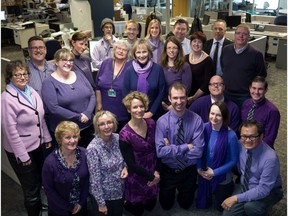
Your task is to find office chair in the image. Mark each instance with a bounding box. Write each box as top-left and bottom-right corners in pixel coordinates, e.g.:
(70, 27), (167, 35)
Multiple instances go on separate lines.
(45, 39), (62, 61)
(274, 15), (287, 26)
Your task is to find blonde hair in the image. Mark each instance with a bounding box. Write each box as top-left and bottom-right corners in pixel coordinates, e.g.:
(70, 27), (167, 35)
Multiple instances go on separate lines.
(122, 91), (149, 111)
(131, 39), (153, 60)
(145, 19), (164, 41)
(54, 121), (80, 145)
(93, 110), (118, 135)
(54, 48), (75, 62)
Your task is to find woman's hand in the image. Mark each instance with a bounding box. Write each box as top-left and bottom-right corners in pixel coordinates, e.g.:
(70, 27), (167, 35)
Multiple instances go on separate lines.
(45, 142), (52, 149)
(120, 166), (128, 178)
(98, 205), (108, 215)
(147, 171), (160, 187)
(80, 113), (89, 123)
(143, 112), (153, 119)
(71, 203), (82, 214)
(198, 167), (214, 180)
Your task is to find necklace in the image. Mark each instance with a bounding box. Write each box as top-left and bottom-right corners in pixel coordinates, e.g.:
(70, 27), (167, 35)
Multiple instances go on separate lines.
(191, 51), (204, 62)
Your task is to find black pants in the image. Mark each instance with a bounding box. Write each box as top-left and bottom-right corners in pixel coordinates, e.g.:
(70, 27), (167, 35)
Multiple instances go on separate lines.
(213, 181), (234, 212)
(48, 205), (87, 216)
(6, 147), (44, 216)
(89, 195), (124, 216)
(124, 198), (157, 216)
(159, 163), (198, 210)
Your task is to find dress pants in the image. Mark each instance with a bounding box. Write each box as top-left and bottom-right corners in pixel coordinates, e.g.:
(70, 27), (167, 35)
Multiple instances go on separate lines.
(6, 146), (44, 216)
(159, 163), (197, 210)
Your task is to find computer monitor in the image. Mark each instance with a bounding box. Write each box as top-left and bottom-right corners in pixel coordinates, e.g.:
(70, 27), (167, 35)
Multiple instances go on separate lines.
(217, 11), (229, 20)
(245, 12), (252, 23)
(202, 14), (210, 25)
(6, 5), (23, 16)
(225, 15), (242, 29)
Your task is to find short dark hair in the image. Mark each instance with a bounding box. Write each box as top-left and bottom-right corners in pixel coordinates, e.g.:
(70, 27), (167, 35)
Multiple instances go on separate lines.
(250, 76), (268, 89)
(28, 36), (44, 48)
(209, 101), (230, 126)
(5, 60), (29, 84)
(190, 31), (207, 44)
(239, 120), (264, 136)
(174, 18), (189, 30)
(71, 31), (88, 41)
(168, 82), (187, 97)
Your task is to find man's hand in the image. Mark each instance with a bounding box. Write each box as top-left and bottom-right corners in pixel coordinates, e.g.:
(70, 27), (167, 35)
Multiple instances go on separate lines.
(221, 195), (238, 211)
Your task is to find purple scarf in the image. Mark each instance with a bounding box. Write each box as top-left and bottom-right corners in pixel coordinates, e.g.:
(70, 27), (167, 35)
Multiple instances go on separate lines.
(132, 60), (153, 94)
(148, 37), (164, 63)
(196, 122), (228, 209)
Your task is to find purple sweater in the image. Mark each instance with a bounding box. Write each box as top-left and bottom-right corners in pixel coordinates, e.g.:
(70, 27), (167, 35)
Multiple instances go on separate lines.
(96, 58), (132, 121)
(41, 71), (96, 132)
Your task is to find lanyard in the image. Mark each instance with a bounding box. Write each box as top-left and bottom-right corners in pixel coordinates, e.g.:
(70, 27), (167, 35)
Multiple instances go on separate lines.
(111, 60), (126, 89)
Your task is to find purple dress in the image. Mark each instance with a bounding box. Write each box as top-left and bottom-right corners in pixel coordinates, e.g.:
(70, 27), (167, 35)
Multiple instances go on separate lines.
(119, 118), (158, 204)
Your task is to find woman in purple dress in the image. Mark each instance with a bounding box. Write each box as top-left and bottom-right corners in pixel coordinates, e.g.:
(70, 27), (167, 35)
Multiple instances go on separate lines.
(119, 91), (160, 216)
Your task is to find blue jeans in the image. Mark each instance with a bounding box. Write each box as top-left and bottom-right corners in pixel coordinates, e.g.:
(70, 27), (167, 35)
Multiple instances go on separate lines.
(223, 184), (283, 216)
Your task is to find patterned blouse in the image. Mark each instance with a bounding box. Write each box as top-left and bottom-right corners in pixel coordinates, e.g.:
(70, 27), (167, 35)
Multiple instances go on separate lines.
(86, 133), (126, 207)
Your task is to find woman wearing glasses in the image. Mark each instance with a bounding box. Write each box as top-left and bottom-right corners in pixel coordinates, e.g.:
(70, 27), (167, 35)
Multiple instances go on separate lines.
(196, 101), (239, 212)
(42, 48), (96, 148)
(159, 36), (192, 111)
(1, 60), (52, 216)
(86, 110), (128, 216)
(96, 40), (132, 132)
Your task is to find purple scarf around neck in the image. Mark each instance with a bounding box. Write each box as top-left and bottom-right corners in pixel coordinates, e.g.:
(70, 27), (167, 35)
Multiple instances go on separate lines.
(148, 37), (163, 63)
(132, 60), (153, 94)
(196, 122), (229, 209)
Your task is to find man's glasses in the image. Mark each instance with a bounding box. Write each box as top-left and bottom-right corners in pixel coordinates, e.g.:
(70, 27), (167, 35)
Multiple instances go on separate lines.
(209, 82), (224, 87)
(29, 46), (46, 51)
(240, 135), (259, 141)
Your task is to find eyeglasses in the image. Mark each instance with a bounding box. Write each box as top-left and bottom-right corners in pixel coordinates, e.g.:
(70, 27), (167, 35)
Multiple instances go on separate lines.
(61, 59), (74, 63)
(235, 32), (249, 37)
(209, 82), (224, 87)
(29, 46), (46, 51)
(240, 134), (259, 141)
(14, 73), (29, 79)
(98, 121), (114, 128)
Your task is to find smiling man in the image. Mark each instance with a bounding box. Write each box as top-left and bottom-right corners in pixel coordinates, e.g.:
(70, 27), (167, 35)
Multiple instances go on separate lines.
(241, 76), (280, 149)
(172, 18), (192, 55)
(155, 82), (204, 210)
(221, 24), (267, 108)
(222, 120), (283, 216)
(27, 36), (55, 97)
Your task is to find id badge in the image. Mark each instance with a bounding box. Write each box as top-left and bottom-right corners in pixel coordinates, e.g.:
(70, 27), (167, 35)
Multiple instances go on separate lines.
(108, 89), (116, 97)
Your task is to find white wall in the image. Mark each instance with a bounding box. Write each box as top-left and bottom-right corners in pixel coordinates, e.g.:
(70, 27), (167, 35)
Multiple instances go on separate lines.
(69, 0), (94, 36)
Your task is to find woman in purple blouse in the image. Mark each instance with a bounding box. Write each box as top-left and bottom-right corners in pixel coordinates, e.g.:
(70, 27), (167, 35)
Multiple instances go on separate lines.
(96, 40), (132, 132)
(145, 19), (164, 63)
(42, 121), (89, 216)
(159, 36), (192, 111)
(42, 48), (96, 148)
(119, 91), (160, 216)
(86, 110), (128, 216)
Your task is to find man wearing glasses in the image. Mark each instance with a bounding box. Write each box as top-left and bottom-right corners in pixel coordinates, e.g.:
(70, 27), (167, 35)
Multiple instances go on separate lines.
(27, 36), (55, 97)
(221, 24), (267, 108)
(189, 75), (240, 133)
(221, 120), (283, 216)
(203, 19), (232, 76)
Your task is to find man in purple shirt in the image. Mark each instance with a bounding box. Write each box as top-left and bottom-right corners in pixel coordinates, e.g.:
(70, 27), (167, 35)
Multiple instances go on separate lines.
(222, 120), (283, 216)
(241, 76), (280, 149)
(189, 75), (240, 133)
(155, 82), (205, 210)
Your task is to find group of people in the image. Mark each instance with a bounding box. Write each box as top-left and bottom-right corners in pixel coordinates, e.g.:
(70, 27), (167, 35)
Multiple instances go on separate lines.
(1, 16), (283, 216)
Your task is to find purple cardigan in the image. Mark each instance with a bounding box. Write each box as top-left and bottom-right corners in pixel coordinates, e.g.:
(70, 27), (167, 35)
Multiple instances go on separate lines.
(42, 147), (89, 215)
(1, 85), (51, 162)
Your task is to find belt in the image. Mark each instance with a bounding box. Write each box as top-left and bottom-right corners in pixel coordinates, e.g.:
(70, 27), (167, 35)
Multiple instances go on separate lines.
(162, 163), (195, 174)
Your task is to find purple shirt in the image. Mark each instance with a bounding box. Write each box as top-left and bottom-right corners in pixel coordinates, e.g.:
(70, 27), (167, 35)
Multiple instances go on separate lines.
(96, 58), (132, 121)
(241, 98), (280, 148)
(237, 141), (282, 202)
(189, 95), (240, 132)
(163, 62), (192, 97)
(27, 59), (55, 97)
(72, 54), (96, 90)
(42, 147), (89, 215)
(155, 109), (205, 168)
(41, 71), (96, 132)
(86, 133), (126, 207)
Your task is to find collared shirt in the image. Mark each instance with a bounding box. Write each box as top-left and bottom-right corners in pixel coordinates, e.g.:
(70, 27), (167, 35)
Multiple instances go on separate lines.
(234, 43), (248, 54)
(86, 133), (126, 207)
(91, 36), (118, 70)
(27, 59), (55, 97)
(181, 37), (192, 55)
(241, 98), (280, 148)
(155, 109), (205, 169)
(210, 37), (225, 76)
(237, 141), (282, 202)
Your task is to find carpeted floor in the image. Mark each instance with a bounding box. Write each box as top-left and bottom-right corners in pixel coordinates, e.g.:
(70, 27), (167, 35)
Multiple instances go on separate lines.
(1, 44), (287, 216)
